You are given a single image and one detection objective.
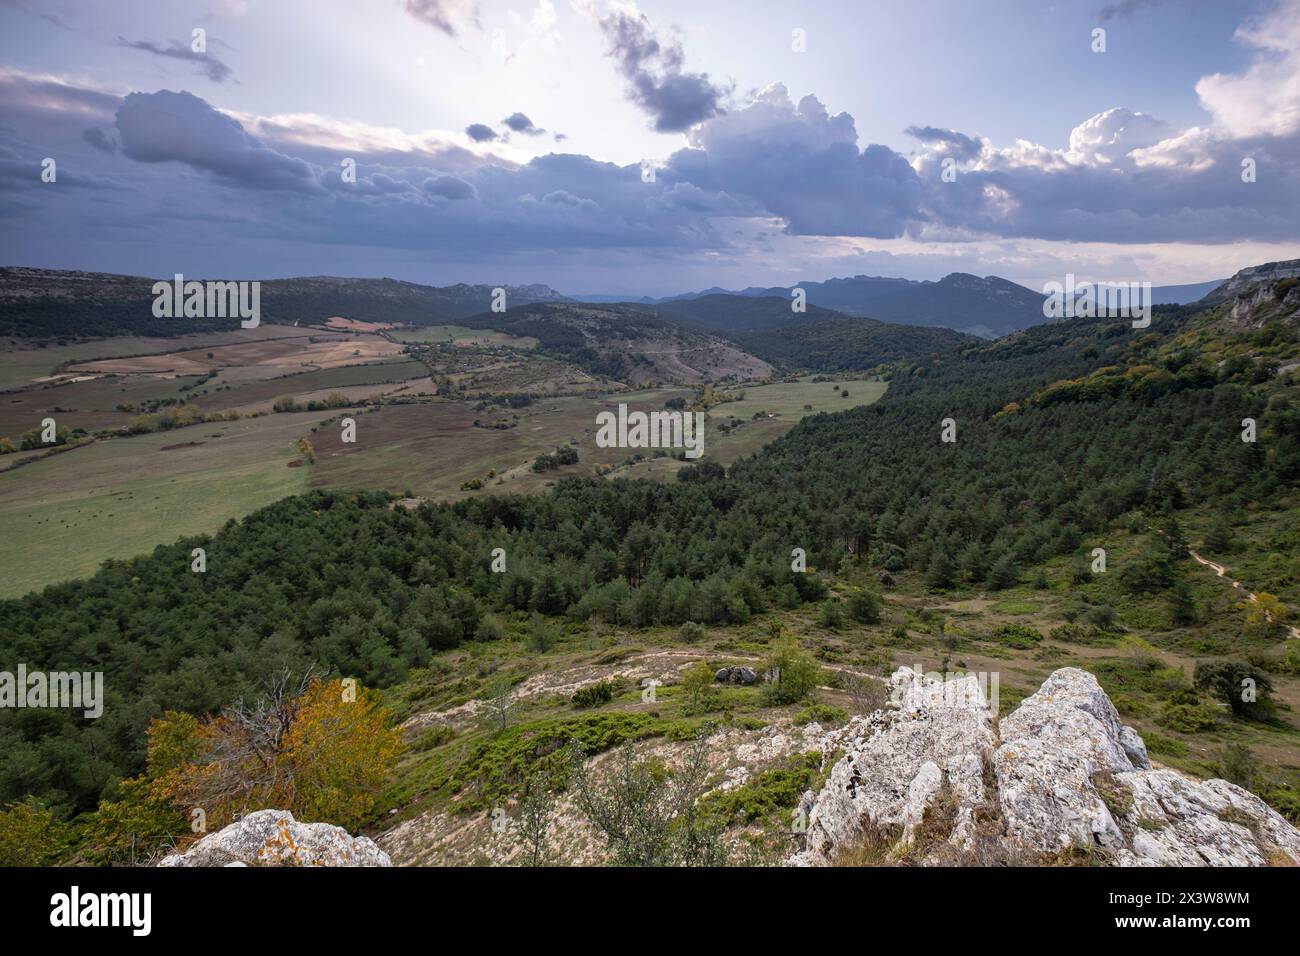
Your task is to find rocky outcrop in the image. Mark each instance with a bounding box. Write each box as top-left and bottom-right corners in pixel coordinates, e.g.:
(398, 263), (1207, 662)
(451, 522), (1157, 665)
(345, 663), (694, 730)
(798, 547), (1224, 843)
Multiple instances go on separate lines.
(788, 666), (1300, 867)
(789, 667), (995, 865)
(1201, 258), (1300, 323)
(995, 668), (1300, 866)
(715, 666), (759, 685)
(158, 810), (392, 867)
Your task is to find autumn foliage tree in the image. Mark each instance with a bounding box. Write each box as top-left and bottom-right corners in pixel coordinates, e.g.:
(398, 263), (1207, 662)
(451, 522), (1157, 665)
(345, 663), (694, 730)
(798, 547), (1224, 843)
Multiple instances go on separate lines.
(150, 671), (404, 833)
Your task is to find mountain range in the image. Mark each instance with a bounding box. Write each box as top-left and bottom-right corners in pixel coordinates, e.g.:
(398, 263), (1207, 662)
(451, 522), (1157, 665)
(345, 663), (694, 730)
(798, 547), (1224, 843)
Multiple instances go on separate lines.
(579, 272), (1226, 338)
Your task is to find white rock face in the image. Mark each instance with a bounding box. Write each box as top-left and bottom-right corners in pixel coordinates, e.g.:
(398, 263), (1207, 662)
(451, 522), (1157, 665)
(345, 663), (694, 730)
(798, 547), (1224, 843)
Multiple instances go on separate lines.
(997, 668), (1300, 866)
(788, 666), (1300, 867)
(158, 810), (392, 867)
(789, 667), (995, 865)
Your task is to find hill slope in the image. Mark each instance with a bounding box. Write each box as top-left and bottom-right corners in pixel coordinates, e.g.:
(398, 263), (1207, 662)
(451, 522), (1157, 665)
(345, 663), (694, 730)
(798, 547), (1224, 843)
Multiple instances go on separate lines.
(457, 301), (774, 384)
(0, 268), (569, 340)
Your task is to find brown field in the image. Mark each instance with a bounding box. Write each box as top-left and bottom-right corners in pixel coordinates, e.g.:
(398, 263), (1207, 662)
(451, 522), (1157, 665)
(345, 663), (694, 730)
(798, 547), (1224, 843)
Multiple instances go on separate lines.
(0, 325), (322, 392)
(67, 331), (403, 379)
(324, 316), (397, 332)
(0, 373), (207, 437)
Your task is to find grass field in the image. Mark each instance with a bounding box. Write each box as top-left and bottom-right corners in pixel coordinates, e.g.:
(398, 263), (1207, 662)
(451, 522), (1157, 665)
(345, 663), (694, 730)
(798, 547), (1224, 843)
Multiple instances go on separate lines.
(618, 377), (887, 480)
(307, 378), (887, 500)
(0, 413), (314, 597)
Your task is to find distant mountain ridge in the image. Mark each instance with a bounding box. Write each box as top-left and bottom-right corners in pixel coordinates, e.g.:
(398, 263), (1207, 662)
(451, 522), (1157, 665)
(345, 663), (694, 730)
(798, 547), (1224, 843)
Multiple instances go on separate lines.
(576, 272), (1226, 338)
(0, 267), (570, 338)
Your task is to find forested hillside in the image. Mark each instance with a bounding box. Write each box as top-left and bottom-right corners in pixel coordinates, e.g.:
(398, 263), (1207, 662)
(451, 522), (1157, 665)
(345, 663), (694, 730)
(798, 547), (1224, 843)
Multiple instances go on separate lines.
(730, 316), (976, 372)
(3, 283), (1296, 827)
(0, 268), (568, 340)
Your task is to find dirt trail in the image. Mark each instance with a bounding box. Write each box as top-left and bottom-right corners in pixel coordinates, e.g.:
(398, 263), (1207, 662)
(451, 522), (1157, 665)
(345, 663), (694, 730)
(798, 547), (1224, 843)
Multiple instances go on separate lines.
(402, 647), (883, 732)
(1190, 549), (1299, 640)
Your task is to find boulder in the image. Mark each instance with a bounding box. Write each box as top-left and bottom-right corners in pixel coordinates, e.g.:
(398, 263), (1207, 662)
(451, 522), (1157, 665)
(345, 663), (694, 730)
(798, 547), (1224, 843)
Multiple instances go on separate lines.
(158, 809), (392, 867)
(789, 667), (995, 865)
(787, 665), (1300, 866)
(714, 666), (758, 685)
(995, 667), (1300, 865)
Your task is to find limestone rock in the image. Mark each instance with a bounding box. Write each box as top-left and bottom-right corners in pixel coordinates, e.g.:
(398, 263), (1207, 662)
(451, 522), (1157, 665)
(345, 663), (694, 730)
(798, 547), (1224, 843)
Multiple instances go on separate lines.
(158, 810), (392, 867)
(788, 665), (1300, 867)
(789, 667), (995, 865)
(994, 667), (1300, 866)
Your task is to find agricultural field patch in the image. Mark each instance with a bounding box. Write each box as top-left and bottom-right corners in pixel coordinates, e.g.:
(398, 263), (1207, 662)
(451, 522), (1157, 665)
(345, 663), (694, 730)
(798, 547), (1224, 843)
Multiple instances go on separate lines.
(0, 412), (315, 597)
(66, 330), (404, 379)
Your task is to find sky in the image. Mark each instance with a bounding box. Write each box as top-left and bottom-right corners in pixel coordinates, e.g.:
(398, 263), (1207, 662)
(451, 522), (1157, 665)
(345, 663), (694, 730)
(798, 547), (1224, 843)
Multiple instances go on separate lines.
(1, 0), (1299, 296)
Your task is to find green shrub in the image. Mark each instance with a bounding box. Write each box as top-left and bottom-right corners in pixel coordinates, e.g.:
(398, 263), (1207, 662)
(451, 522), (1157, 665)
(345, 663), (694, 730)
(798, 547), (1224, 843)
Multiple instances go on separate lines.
(991, 623), (1042, 649)
(759, 639), (823, 706)
(678, 621), (707, 643)
(794, 703), (848, 726)
(572, 680), (617, 709)
(847, 589), (882, 624)
(819, 600), (844, 630)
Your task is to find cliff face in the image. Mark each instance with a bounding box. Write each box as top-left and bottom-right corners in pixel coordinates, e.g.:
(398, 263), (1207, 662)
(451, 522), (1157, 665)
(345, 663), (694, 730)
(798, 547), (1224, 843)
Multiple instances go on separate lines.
(1203, 259), (1300, 304)
(790, 667), (1300, 867)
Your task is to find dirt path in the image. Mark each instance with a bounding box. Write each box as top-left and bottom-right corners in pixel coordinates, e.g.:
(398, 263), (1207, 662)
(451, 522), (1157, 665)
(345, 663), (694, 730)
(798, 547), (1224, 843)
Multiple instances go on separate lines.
(1189, 549), (1299, 640)
(402, 647), (883, 732)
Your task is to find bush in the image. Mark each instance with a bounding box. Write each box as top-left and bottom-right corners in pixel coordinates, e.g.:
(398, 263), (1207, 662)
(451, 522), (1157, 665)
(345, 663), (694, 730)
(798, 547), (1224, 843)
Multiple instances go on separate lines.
(1085, 605), (1118, 631)
(819, 600), (844, 630)
(475, 613), (505, 642)
(1217, 743), (1258, 790)
(1194, 661), (1274, 720)
(1050, 622), (1099, 644)
(572, 680), (618, 709)
(847, 589), (882, 624)
(678, 621), (706, 643)
(991, 623), (1042, 649)
(527, 614), (558, 653)
(1158, 691), (1218, 733)
(680, 661), (719, 715)
(759, 639), (822, 706)
(794, 702), (848, 726)
(0, 798), (71, 866)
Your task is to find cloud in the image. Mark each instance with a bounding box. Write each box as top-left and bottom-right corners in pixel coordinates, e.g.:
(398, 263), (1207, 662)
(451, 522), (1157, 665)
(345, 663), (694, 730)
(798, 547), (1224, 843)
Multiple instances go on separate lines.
(81, 126), (115, 152)
(115, 89), (320, 192)
(905, 125), (982, 161)
(5, 0), (1300, 288)
(423, 173), (476, 199)
(404, 0), (479, 37)
(1195, 0), (1300, 138)
(0, 0), (71, 29)
(596, 7), (726, 132)
(118, 37), (234, 83)
(502, 112), (544, 135)
(674, 85), (920, 238)
(1098, 0), (1168, 21)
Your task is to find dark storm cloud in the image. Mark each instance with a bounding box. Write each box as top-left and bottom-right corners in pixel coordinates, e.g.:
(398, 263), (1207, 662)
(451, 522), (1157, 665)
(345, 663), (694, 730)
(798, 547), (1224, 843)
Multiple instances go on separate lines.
(597, 8), (726, 133)
(465, 123), (497, 142)
(115, 89), (321, 192)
